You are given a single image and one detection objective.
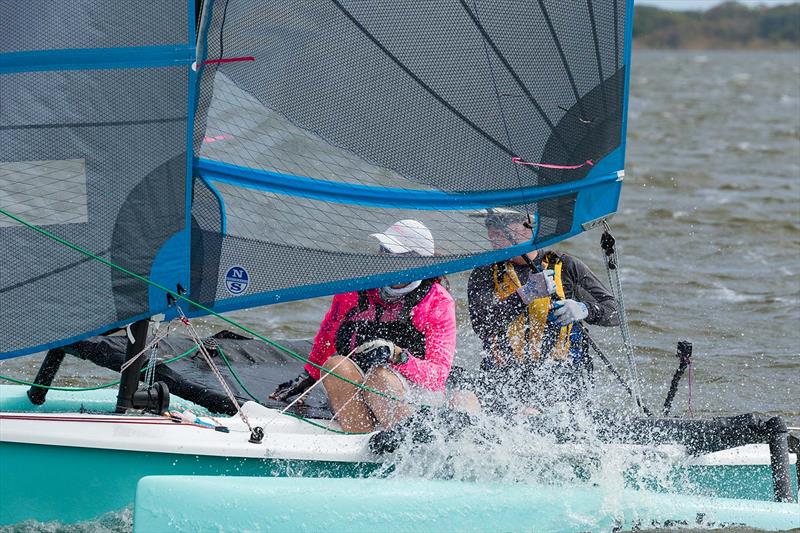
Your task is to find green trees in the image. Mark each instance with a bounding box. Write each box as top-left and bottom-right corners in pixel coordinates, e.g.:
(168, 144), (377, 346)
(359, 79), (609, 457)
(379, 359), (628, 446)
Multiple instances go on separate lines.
(633, 2), (800, 49)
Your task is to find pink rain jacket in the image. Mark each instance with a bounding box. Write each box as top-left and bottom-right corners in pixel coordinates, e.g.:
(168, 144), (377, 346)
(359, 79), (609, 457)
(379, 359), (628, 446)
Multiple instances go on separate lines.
(304, 283), (456, 391)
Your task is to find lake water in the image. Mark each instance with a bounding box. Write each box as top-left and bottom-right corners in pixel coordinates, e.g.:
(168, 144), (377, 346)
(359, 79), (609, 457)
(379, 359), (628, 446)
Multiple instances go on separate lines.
(1, 50), (798, 531)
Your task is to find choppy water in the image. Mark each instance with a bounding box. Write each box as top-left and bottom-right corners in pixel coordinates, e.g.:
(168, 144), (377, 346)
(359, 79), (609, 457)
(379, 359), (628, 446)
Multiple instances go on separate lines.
(1, 50), (798, 531)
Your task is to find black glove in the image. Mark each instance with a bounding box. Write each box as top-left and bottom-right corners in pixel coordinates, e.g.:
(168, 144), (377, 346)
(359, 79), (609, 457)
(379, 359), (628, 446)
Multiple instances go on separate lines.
(352, 344), (393, 372)
(269, 370), (316, 403)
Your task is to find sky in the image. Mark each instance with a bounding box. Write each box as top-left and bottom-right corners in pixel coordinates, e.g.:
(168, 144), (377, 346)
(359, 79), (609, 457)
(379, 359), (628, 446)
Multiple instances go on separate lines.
(636, 0), (796, 9)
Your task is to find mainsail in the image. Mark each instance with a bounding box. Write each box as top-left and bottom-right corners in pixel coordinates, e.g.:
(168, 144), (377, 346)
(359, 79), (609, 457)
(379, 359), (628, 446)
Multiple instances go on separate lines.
(1, 0), (632, 358)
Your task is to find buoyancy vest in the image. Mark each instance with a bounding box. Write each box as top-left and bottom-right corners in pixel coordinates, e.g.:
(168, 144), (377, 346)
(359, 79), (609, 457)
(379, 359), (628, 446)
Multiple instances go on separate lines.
(491, 253), (579, 364)
(334, 279), (435, 360)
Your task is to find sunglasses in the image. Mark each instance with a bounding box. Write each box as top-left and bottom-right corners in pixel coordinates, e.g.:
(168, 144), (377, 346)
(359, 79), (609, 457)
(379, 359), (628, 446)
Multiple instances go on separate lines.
(379, 245), (421, 257)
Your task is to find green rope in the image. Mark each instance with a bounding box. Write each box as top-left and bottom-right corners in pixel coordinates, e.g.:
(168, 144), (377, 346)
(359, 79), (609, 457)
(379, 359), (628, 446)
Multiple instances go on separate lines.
(0, 345), (199, 391)
(215, 346), (367, 435)
(0, 207), (402, 403)
(216, 346), (259, 402)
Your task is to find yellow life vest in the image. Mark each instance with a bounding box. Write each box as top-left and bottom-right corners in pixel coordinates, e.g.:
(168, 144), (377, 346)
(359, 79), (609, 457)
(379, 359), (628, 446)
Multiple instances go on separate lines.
(491, 254), (573, 364)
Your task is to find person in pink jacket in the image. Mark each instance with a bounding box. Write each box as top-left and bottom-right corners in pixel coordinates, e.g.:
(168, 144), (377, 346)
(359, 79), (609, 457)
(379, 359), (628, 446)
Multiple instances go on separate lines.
(270, 220), (456, 433)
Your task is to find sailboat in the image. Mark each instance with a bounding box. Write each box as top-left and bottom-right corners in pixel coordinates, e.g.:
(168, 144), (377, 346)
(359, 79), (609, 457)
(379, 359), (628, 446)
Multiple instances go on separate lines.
(1, 0), (797, 529)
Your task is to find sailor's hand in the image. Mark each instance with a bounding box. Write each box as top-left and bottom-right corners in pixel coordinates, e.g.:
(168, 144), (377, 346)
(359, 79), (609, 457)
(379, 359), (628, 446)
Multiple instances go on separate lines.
(352, 339), (395, 369)
(516, 269), (557, 304)
(388, 345), (409, 365)
(269, 370), (316, 403)
(552, 299), (588, 326)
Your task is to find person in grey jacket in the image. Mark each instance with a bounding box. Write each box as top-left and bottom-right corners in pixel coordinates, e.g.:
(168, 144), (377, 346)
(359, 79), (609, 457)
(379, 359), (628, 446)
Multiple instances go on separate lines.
(464, 210), (619, 411)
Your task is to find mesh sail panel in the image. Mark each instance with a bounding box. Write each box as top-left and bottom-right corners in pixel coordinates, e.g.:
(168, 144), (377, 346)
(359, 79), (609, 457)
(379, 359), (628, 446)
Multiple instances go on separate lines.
(192, 0), (629, 309)
(0, 2), (187, 52)
(190, 178), (574, 307)
(0, 4), (192, 357)
(196, 0), (626, 190)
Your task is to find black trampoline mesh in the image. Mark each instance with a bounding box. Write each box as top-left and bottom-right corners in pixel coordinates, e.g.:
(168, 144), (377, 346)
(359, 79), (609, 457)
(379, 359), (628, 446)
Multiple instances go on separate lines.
(191, 0), (625, 305)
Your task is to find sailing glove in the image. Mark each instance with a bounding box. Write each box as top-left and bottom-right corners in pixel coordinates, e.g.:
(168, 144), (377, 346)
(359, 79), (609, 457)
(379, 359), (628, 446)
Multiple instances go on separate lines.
(352, 339), (396, 371)
(552, 299), (589, 326)
(270, 370), (316, 403)
(516, 269), (557, 304)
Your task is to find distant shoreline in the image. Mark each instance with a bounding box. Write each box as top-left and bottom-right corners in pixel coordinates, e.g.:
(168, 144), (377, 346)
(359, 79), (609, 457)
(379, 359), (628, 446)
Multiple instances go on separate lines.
(633, 2), (799, 50)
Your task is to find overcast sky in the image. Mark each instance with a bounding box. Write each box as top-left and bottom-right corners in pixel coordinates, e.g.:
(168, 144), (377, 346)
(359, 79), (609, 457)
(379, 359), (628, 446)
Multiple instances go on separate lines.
(637, 0), (796, 9)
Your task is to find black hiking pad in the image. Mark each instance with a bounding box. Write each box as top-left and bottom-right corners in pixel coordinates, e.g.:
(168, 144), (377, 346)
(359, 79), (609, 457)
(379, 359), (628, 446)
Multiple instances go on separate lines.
(65, 331), (332, 418)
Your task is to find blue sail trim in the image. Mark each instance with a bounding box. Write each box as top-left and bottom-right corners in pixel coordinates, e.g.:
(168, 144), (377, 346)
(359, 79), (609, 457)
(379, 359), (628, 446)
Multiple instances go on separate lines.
(188, 224), (593, 319)
(620, 0), (635, 165)
(183, 0), (201, 301)
(0, 204), (605, 360)
(196, 157), (622, 210)
(0, 45), (195, 74)
(0, 311), (160, 360)
(201, 177), (228, 234)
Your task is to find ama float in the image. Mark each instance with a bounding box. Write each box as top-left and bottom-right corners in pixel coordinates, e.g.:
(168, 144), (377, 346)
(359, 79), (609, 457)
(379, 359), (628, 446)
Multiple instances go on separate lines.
(0, 1), (797, 531)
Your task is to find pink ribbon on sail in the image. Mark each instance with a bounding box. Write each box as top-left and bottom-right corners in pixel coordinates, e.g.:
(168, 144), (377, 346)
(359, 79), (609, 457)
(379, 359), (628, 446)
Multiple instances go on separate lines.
(203, 56), (256, 65)
(512, 157), (594, 170)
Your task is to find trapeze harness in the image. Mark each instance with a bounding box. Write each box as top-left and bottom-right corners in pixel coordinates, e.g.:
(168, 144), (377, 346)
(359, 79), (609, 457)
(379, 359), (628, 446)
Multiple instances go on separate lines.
(334, 279), (435, 362)
(491, 253), (584, 365)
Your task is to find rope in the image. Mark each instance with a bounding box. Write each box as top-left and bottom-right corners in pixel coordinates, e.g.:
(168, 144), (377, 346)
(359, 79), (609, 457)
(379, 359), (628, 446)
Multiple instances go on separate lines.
(216, 343), (379, 436)
(176, 307), (254, 433)
(601, 221), (647, 415)
(0, 207), (401, 404)
(215, 345), (260, 403)
(0, 345), (199, 391)
(119, 325), (172, 373)
(143, 317), (166, 388)
(215, 344), (371, 436)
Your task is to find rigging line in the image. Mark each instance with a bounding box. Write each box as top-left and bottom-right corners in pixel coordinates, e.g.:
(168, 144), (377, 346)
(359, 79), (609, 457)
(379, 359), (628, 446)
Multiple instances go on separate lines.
(215, 344), (371, 436)
(586, 0), (608, 117)
(327, 0), (520, 161)
(214, 344), (260, 403)
(456, 0), (569, 154)
(119, 325), (173, 373)
(0, 206), (401, 404)
(279, 348), (359, 418)
(535, 0), (587, 122)
(177, 306), (254, 432)
(472, 0), (532, 221)
(217, 0), (231, 63)
(601, 220), (645, 415)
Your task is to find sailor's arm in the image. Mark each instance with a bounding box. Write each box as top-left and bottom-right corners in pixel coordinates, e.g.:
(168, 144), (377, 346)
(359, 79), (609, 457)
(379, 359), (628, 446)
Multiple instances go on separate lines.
(562, 255), (620, 327)
(304, 293), (357, 379)
(391, 289), (456, 390)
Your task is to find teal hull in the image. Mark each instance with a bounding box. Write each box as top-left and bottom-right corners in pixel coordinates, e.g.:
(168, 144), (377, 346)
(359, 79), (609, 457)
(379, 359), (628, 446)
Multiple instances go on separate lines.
(1, 440), (795, 526)
(0, 442), (378, 525)
(1, 385), (796, 525)
(133, 476), (800, 533)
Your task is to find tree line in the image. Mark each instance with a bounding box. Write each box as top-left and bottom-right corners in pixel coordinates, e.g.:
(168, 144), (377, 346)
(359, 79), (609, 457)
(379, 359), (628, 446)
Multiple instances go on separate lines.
(634, 1), (800, 49)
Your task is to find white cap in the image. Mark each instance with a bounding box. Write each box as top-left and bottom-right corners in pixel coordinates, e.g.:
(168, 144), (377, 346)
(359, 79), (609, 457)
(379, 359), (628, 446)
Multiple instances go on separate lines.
(371, 219), (434, 257)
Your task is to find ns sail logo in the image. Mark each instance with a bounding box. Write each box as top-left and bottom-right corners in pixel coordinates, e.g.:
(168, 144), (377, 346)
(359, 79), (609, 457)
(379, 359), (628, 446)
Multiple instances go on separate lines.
(224, 266), (250, 295)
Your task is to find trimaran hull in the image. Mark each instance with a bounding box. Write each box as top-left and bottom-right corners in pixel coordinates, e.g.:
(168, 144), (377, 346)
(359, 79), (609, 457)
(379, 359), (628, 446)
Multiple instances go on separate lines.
(1, 385), (796, 526)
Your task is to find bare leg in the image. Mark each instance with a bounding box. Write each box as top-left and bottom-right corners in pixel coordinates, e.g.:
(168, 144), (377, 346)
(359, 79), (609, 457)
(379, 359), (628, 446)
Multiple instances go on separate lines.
(363, 367), (411, 428)
(321, 356), (375, 433)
